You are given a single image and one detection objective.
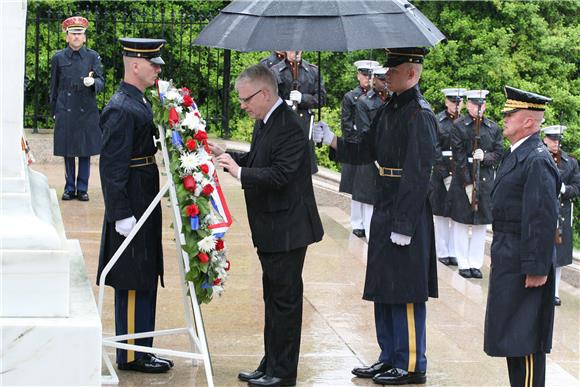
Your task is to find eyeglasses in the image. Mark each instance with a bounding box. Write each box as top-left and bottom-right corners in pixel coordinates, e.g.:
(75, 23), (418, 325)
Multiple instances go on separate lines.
(238, 89), (262, 104)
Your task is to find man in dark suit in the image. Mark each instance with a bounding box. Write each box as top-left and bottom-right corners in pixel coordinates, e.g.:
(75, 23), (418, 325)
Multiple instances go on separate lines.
(485, 86), (558, 387)
(209, 64), (324, 387)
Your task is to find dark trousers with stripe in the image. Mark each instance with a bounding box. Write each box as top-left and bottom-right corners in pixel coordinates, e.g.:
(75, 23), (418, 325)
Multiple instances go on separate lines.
(114, 287), (157, 364)
(257, 246), (307, 379)
(507, 352), (546, 387)
(64, 156), (90, 193)
(375, 302), (427, 373)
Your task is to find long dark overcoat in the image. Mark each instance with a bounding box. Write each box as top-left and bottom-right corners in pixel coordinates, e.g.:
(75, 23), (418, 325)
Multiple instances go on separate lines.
(484, 134), (559, 357)
(97, 82), (163, 291)
(335, 85), (438, 303)
(428, 110), (462, 216)
(339, 85), (366, 194)
(50, 45), (104, 156)
(553, 150), (580, 267)
(447, 115), (503, 224)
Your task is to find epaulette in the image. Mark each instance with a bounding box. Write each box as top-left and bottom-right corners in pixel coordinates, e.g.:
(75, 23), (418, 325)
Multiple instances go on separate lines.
(418, 98), (431, 110)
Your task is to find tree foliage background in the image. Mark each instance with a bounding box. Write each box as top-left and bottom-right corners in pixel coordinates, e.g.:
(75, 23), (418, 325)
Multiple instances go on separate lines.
(25, 0), (579, 245)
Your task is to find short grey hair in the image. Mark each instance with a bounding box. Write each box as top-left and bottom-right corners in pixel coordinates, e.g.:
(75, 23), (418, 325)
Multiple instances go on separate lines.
(236, 64), (278, 95)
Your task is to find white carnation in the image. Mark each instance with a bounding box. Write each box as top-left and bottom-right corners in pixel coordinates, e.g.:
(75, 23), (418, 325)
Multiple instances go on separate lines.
(180, 152), (200, 173)
(166, 89), (183, 103)
(198, 235), (217, 252)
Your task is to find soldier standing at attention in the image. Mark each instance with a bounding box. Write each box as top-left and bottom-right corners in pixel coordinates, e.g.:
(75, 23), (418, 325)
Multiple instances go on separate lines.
(484, 86), (557, 387)
(314, 48), (438, 385)
(448, 90), (503, 279)
(271, 50), (327, 174)
(430, 88), (466, 267)
(339, 60), (378, 238)
(349, 66), (389, 240)
(50, 16), (104, 201)
(97, 38), (173, 374)
(541, 125), (580, 306)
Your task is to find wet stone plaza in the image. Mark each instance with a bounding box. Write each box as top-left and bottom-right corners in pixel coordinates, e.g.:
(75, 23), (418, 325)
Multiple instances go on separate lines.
(31, 153), (579, 387)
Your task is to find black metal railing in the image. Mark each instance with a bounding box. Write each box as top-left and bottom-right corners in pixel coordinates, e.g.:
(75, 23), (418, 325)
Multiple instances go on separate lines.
(25, 1), (232, 137)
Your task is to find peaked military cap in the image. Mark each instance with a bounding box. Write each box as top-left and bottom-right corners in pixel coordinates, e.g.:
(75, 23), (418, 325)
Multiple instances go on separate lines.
(354, 60), (379, 75)
(441, 88), (466, 102)
(372, 66), (387, 79)
(465, 89), (489, 105)
(120, 38), (166, 65)
(384, 47), (428, 67)
(502, 86), (552, 114)
(541, 125), (566, 140)
(62, 16), (89, 33)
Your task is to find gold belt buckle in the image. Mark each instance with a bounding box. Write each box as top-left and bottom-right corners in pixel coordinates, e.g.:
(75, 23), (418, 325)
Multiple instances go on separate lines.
(375, 161), (402, 177)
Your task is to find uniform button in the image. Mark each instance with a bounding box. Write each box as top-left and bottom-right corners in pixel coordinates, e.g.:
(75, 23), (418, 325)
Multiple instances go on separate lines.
(300, 113), (303, 117)
(483, 177), (486, 181)
(67, 109), (71, 112)
(67, 92), (71, 96)
(561, 203), (564, 207)
(80, 108), (84, 112)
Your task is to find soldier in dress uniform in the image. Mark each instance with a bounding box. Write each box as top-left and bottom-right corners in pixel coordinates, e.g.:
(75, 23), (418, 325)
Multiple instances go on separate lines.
(447, 90), (503, 279)
(541, 125), (580, 306)
(50, 16), (104, 201)
(314, 47), (438, 385)
(349, 66), (389, 240)
(260, 51), (286, 68)
(429, 88), (466, 266)
(339, 60), (378, 238)
(97, 37), (173, 374)
(484, 86), (558, 387)
(271, 50), (327, 174)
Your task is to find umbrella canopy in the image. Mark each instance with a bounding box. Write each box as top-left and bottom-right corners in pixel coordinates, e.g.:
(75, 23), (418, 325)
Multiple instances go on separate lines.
(194, 0), (445, 52)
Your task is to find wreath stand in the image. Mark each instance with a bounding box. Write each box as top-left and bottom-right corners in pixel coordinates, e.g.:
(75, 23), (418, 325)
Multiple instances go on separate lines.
(98, 124), (214, 386)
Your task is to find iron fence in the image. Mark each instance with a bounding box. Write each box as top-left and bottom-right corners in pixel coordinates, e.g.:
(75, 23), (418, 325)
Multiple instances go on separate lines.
(25, 1), (232, 137)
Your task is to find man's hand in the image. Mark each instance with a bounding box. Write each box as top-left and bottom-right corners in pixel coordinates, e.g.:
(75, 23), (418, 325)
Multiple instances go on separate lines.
(465, 184), (474, 205)
(115, 216), (136, 237)
(390, 232), (411, 246)
(473, 148), (484, 161)
(289, 90), (302, 103)
(561, 183), (566, 194)
(83, 76), (95, 87)
(313, 121), (335, 146)
(216, 153), (240, 179)
(525, 275), (548, 288)
(443, 176), (452, 191)
(208, 141), (226, 156)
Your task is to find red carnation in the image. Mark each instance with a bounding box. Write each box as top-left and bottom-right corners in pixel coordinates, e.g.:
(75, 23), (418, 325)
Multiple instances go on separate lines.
(186, 204), (199, 217)
(213, 278), (222, 285)
(181, 87), (191, 95)
(215, 239), (225, 251)
(186, 139), (197, 151)
(225, 260), (231, 271)
(200, 164), (209, 174)
(168, 107), (180, 127)
(182, 94), (193, 107)
(182, 175), (196, 192)
(194, 131), (208, 141)
(201, 184), (214, 196)
(197, 252), (209, 264)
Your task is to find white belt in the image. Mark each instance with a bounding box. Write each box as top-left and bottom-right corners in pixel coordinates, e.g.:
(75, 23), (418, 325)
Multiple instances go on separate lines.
(442, 151), (452, 157)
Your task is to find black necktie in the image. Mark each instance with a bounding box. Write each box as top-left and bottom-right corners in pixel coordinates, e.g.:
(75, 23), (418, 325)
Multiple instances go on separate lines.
(254, 120), (265, 142)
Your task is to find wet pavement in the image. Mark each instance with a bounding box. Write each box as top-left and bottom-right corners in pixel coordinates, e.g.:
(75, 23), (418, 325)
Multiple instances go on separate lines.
(31, 161), (579, 387)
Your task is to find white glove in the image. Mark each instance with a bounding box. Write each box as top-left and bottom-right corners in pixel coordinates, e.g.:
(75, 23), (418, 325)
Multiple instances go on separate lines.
(443, 176), (452, 191)
(561, 183), (566, 194)
(83, 76), (95, 87)
(115, 216), (136, 237)
(390, 232), (411, 246)
(312, 121), (334, 145)
(473, 148), (484, 161)
(289, 90), (302, 103)
(465, 184), (474, 205)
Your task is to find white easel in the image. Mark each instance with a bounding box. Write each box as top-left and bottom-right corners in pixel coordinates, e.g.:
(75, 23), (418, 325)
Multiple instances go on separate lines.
(98, 124), (214, 386)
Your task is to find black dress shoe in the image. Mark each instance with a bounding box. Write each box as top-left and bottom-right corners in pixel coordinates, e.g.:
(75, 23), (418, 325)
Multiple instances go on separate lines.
(470, 268), (483, 279)
(352, 361), (392, 378)
(353, 229), (366, 238)
(554, 297), (561, 306)
(373, 368), (426, 385)
(458, 269), (472, 278)
(238, 370), (265, 382)
(77, 191), (89, 201)
(152, 354), (174, 367)
(248, 375), (296, 387)
(448, 256), (458, 266)
(438, 257), (451, 265)
(62, 190), (75, 200)
(118, 353), (171, 373)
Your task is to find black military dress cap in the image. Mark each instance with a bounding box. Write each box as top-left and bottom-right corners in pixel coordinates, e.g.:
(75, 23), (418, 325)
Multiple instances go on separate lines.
(120, 38), (166, 65)
(384, 47), (428, 67)
(502, 85), (551, 114)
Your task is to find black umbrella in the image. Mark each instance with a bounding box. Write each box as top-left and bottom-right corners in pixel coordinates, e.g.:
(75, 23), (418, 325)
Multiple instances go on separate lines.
(194, 0), (445, 52)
